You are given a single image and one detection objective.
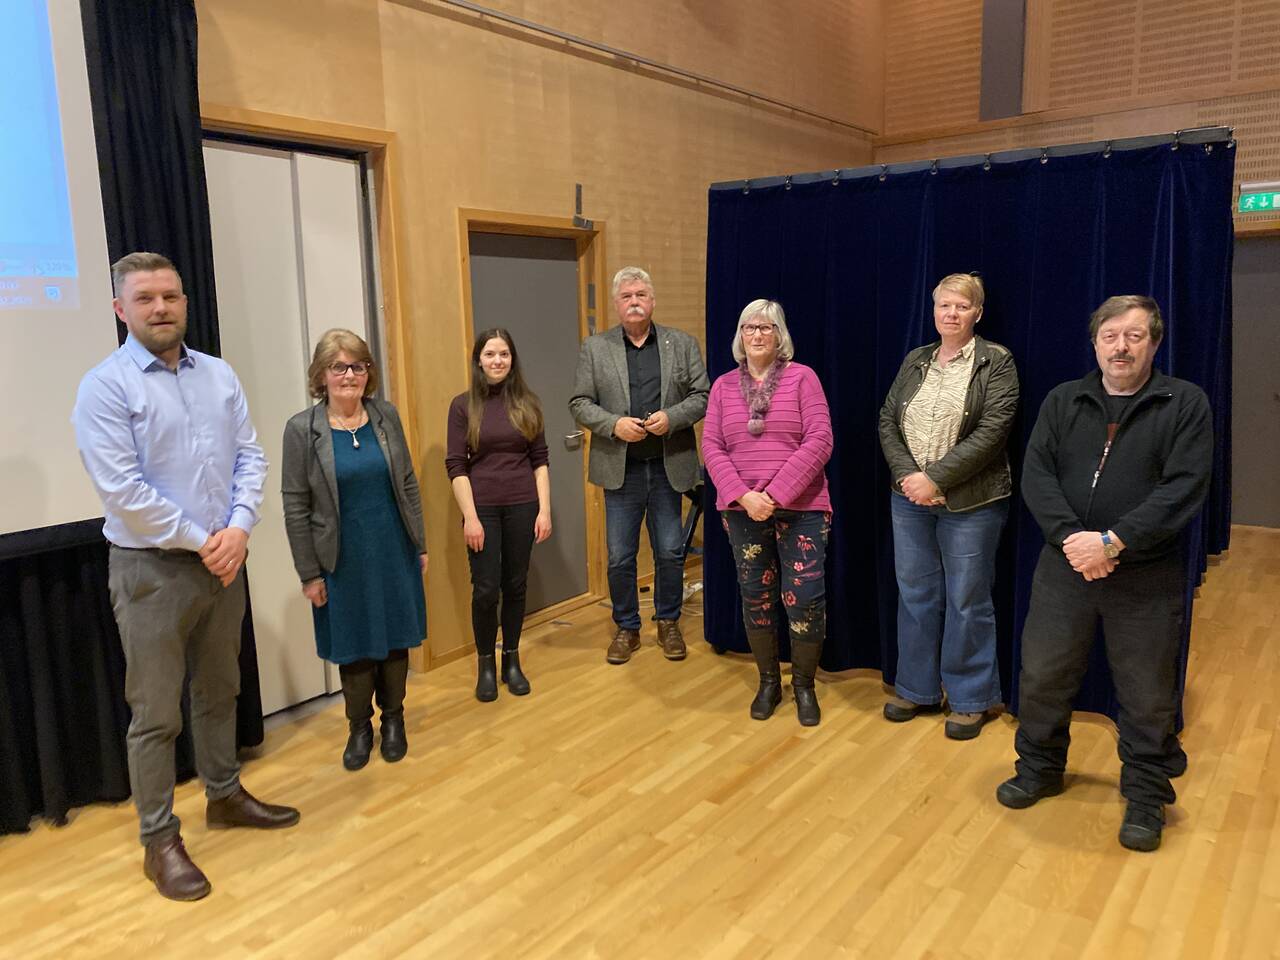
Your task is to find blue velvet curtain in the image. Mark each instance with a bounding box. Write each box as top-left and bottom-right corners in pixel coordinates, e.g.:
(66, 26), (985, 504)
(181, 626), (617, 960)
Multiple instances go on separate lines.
(703, 135), (1234, 719)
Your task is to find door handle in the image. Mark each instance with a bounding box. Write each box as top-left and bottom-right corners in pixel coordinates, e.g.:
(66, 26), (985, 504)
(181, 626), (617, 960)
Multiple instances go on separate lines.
(565, 430), (584, 440)
(564, 430), (584, 449)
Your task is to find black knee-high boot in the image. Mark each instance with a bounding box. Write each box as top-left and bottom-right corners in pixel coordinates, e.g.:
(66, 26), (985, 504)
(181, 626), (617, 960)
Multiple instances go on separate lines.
(339, 661), (376, 770)
(375, 652), (409, 762)
(790, 639), (822, 727)
(745, 627), (782, 720)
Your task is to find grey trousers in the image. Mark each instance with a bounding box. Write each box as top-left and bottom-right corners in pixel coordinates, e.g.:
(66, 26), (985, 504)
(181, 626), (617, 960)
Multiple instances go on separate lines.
(108, 547), (244, 845)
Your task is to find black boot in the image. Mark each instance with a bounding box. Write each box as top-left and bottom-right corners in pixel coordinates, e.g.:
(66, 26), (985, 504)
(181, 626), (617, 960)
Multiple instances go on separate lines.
(790, 639), (822, 727)
(745, 627), (782, 720)
(501, 645), (531, 696)
(375, 653), (409, 762)
(476, 653), (498, 702)
(339, 661), (376, 770)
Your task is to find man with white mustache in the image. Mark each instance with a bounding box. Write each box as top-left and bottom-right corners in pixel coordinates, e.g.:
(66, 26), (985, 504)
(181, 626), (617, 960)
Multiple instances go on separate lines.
(996, 295), (1213, 853)
(570, 266), (710, 664)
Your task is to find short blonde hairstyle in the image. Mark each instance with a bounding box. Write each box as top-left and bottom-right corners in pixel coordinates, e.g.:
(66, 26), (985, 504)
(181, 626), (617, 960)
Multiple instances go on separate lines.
(308, 328), (377, 400)
(111, 251), (179, 296)
(731, 299), (795, 364)
(932, 273), (985, 312)
(611, 266), (654, 298)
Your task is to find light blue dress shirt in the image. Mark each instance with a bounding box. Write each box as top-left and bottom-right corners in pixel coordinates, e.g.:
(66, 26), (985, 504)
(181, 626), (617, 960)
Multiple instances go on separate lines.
(72, 334), (268, 551)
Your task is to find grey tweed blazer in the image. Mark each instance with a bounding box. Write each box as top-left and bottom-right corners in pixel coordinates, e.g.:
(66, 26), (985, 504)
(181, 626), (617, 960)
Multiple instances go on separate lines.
(568, 323), (710, 492)
(281, 396), (426, 583)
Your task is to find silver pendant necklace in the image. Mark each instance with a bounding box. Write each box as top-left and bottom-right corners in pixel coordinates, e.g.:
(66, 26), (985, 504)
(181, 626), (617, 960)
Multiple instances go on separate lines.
(331, 408), (365, 448)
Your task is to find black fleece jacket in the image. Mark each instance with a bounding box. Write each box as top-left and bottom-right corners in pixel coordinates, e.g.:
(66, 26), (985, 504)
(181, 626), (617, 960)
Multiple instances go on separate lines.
(1022, 368), (1212, 564)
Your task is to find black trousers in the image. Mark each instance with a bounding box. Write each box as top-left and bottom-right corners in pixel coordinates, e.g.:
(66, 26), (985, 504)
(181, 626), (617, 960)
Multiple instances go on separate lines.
(1014, 545), (1188, 805)
(468, 500), (538, 656)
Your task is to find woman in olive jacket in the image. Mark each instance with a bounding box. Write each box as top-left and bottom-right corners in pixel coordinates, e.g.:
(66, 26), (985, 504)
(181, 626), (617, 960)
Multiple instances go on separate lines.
(877, 273), (1019, 741)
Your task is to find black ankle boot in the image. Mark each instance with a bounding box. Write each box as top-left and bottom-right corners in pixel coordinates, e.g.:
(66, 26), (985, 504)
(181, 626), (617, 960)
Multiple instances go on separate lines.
(501, 648), (531, 696)
(476, 654), (498, 702)
(744, 627), (782, 720)
(343, 721), (374, 770)
(790, 639), (823, 727)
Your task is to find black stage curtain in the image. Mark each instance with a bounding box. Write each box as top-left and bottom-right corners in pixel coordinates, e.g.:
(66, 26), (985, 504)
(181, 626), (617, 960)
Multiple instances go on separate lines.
(0, 0), (262, 836)
(703, 136), (1234, 723)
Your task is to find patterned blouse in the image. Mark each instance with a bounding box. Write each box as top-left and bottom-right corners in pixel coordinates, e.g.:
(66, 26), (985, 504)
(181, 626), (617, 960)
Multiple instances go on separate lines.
(901, 337), (975, 471)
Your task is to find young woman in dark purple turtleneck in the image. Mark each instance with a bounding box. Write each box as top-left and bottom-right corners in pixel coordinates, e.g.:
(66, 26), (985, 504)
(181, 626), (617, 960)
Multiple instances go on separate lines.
(446, 329), (552, 701)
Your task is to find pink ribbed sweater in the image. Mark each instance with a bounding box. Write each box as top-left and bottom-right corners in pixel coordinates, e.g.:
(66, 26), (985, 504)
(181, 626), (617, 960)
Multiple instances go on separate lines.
(702, 362), (834, 513)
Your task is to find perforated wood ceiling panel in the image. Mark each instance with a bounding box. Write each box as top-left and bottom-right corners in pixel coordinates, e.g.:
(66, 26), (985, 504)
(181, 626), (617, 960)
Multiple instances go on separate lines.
(1032, 0), (1277, 107)
(883, 0), (984, 134)
(1199, 89), (1280, 223)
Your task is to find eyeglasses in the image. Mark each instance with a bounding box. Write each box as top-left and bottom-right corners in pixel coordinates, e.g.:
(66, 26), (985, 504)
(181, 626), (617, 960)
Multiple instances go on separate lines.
(327, 361), (371, 376)
(741, 323), (777, 336)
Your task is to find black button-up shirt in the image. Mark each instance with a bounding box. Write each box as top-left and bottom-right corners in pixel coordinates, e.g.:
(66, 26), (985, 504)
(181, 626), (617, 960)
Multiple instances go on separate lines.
(624, 327), (663, 461)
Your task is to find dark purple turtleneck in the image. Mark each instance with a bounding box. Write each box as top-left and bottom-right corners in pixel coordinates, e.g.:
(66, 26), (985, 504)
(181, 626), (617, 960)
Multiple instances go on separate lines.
(445, 386), (549, 506)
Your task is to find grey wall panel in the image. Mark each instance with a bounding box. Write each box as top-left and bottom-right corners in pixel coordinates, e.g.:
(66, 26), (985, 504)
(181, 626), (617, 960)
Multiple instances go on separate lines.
(1232, 235), (1280, 528)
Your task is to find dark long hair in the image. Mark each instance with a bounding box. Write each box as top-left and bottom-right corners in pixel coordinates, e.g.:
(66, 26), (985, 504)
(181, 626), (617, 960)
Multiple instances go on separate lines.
(467, 328), (543, 451)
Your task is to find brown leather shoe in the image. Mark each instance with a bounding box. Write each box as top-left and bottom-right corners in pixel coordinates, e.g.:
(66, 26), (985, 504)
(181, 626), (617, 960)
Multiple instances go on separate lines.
(206, 786), (300, 830)
(656, 620), (687, 660)
(143, 834), (211, 901)
(606, 628), (641, 664)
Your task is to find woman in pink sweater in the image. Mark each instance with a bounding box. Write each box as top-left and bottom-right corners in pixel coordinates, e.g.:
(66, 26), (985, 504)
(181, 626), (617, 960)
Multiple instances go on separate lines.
(702, 300), (834, 726)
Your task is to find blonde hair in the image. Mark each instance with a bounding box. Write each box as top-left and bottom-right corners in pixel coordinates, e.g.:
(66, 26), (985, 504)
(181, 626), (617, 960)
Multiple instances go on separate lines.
(932, 273), (985, 312)
(307, 329), (378, 400)
(731, 299), (796, 363)
(111, 252), (179, 296)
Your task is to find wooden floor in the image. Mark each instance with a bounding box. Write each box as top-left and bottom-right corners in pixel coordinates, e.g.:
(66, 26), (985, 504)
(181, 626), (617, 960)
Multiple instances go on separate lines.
(2, 527), (1278, 959)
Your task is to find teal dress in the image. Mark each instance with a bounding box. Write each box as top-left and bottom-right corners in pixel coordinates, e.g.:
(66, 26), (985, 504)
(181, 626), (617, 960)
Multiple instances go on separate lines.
(313, 422), (426, 664)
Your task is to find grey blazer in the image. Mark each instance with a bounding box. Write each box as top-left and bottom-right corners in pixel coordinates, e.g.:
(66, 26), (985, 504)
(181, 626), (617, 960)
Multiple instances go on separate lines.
(281, 396), (426, 583)
(568, 323), (710, 492)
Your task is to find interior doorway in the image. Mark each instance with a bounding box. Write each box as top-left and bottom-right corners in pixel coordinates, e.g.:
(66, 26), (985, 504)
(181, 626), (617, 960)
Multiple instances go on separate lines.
(459, 211), (609, 620)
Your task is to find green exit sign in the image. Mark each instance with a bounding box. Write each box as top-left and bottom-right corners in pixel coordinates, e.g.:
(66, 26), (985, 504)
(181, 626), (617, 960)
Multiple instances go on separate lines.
(1238, 191), (1280, 213)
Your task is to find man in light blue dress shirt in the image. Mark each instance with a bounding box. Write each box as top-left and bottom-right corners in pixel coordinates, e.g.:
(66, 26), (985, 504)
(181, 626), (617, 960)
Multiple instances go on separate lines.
(73, 252), (299, 901)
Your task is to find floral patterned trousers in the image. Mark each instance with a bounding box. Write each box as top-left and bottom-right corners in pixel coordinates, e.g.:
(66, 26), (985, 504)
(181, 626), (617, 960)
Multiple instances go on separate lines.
(722, 508), (831, 644)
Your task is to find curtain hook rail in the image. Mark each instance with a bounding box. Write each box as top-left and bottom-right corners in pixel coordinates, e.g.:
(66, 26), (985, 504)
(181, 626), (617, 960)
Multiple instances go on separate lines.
(784, 175), (792, 190)
(742, 179), (751, 195)
(879, 164), (888, 182)
(983, 153), (992, 171)
(1103, 140), (1112, 158)
(1040, 147), (1049, 164)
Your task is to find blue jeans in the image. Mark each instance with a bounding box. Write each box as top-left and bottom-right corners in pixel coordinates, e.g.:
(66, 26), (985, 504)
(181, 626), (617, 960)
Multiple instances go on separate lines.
(890, 494), (1008, 713)
(604, 458), (685, 630)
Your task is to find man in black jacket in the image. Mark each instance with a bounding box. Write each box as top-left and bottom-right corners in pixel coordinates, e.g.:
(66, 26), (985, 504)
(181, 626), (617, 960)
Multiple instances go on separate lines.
(996, 295), (1213, 852)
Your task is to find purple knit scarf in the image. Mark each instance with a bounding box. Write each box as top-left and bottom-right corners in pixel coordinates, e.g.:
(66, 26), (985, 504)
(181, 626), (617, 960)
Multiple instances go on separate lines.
(738, 359), (785, 435)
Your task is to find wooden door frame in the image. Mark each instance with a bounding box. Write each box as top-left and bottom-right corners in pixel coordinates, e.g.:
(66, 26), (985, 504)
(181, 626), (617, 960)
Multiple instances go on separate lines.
(200, 104), (432, 671)
(456, 208), (609, 627)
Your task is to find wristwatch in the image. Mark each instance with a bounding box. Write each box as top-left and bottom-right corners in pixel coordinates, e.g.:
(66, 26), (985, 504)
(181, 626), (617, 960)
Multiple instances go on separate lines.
(1100, 530), (1121, 560)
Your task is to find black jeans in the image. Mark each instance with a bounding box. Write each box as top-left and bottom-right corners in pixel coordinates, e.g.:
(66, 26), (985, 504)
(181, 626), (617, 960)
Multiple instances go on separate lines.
(1014, 545), (1188, 805)
(468, 500), (538, 655)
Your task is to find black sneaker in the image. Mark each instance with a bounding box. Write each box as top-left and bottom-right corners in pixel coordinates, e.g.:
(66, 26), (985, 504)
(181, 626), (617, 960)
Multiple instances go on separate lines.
(1118, 801), (1164, 852)
(995, 774), (1065, 809)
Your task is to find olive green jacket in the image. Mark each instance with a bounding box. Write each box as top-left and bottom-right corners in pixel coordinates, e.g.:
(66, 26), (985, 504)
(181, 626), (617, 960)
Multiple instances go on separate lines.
(877, 335), (1020, 513)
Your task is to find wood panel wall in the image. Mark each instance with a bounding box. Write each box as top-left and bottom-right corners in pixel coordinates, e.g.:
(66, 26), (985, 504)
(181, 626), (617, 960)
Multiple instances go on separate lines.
(196, 0), (874, 662)
(882, 0), (985, 135)
(878, 0), (1280, 231)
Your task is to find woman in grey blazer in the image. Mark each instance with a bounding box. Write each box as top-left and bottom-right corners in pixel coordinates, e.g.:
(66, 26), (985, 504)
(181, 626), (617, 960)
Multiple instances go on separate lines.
(282, 329), (427, 771)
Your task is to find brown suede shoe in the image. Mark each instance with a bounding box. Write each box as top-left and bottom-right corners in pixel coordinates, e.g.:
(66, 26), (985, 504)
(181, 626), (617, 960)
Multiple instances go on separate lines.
(606, 628), (641, 664)
(206, 786), (300, 830)
(656, 620), (687, 660)
(143, 834), (211, 901)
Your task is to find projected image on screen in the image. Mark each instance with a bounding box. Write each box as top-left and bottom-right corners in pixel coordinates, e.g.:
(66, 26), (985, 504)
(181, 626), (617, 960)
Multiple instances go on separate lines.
(0, 0), (79, 310)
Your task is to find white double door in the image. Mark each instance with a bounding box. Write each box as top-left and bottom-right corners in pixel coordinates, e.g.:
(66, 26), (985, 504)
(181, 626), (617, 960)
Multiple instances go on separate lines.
(203, 139), (375, 715)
